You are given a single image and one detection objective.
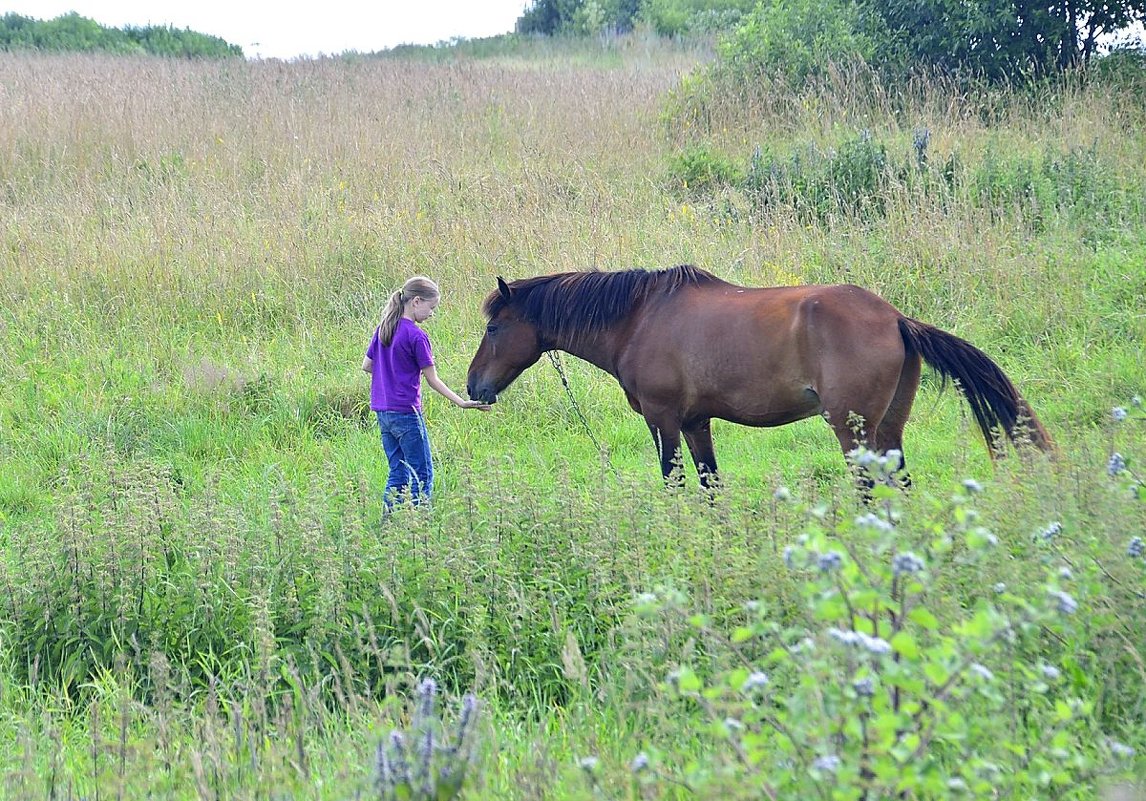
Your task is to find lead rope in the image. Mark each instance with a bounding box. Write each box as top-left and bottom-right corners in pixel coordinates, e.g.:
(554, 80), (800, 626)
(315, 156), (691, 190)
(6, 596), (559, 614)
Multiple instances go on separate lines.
(546, 351), (618, 476)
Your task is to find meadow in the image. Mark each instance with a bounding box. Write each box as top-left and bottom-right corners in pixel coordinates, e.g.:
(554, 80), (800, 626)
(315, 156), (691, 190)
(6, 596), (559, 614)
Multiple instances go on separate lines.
(1, 37), (1144, 799)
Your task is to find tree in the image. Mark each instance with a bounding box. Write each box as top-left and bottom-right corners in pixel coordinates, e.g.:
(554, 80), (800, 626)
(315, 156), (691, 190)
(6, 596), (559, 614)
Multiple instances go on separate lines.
(867, 0), (1146, 78)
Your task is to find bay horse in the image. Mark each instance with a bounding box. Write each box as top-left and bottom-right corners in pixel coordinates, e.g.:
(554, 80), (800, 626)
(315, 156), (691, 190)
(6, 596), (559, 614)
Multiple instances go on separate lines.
(465, 266), (1054, 488)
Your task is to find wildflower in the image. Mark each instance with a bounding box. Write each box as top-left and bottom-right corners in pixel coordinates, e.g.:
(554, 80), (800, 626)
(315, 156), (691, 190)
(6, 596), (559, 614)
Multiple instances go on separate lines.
(913, 127), (931, 167)
(972, 527), (999, 547)
(724, 717), (744, 731)
(1132, 395), (1143, 407)
(994, 582), (1007, 594)
(855, 512), (895, 533)
(577, 756), (599, 772)
(389, 732), (410, 785)
(743, 671), (770, 691)
(1108, 452), (1127, 476)
(962, 478), (983, 494)
(818, 550), (843, 572)
(1058, 566), (1073, 580)
(1112, 407), (1128, 422)
(970, 663), (994, 681)
(1128, 537), (1144, 558)
(630, 753), (649, 773)
(774, 485), (791, 501)
(1050, 590), (1078, 615)
(847, 447), (878, 468)
(1040, 663), (1061, 680)
(417, 678), (437, 718)
(1110, 741), (1136, 758)
(880, 449), (904, 472)
(860, 633), (892, 655)
(783, 546), (796, 568)
(828, 628), (860, 646)
(812, 754), (841, 773)
(892, 551), (925, 576)
(1039, 521), (1063, 541)
(828, 628), (891, 655)
(853, 677), (875, 697)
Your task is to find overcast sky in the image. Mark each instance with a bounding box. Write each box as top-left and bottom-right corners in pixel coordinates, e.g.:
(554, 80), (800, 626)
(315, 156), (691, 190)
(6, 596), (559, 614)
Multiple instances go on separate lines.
(4, 1), (532, 59)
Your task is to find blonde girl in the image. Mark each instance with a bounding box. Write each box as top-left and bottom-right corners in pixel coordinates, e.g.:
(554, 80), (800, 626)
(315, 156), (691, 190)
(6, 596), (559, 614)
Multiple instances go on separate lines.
(362, 276), (488, 508)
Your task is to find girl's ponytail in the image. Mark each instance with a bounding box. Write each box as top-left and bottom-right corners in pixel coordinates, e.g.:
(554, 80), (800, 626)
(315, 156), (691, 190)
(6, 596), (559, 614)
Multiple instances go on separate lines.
(377, 276), (440, 346)
(377, 289), (405, 346)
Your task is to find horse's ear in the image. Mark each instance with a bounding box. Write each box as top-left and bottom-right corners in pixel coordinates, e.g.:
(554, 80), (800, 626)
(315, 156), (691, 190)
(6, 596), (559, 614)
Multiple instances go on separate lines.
(496, 277), (512, 303)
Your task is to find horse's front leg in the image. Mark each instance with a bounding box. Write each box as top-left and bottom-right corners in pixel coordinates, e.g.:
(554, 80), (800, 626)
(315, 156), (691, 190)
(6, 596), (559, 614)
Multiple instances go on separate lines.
(644, 416), (684, 486)
(683, 419), (720, 493)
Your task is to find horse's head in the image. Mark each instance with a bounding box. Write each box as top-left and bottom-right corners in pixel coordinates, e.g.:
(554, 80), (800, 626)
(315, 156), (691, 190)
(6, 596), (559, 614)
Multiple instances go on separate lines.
(466, 277), (545, 404)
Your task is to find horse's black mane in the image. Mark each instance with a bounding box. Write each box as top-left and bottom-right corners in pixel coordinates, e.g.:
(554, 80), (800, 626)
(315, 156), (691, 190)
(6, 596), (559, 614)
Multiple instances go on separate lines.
(482, 265), (721, 341)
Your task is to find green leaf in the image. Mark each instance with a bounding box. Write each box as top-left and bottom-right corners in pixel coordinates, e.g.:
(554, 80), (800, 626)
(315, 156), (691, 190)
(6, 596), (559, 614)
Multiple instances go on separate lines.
(923, 661), (949, 686)
(891, 631), (919, 660)
(1055, 699), (1073, 721)
(676, 666), (702, 693)
(908, 607), (939, 630)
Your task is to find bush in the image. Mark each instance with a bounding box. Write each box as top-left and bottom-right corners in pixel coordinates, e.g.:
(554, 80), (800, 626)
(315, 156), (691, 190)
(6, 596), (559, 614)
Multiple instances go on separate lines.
(714, 0), (876, 90)
(629, 447), (1145, 798)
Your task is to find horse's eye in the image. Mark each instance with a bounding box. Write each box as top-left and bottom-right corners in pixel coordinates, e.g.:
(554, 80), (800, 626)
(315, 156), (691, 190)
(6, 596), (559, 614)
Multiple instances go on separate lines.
(486, 324), (498, 335)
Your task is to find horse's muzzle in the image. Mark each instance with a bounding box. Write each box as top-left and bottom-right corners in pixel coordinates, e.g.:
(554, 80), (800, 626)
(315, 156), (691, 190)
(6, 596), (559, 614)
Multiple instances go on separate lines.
(467, 378), (498, 405)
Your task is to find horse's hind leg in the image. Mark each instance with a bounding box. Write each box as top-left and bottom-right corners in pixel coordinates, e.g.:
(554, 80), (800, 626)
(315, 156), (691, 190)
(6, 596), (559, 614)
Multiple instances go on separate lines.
(820, 374), (901, 497)
(683, 419), (720, 492)
(874, 353), (922, 488)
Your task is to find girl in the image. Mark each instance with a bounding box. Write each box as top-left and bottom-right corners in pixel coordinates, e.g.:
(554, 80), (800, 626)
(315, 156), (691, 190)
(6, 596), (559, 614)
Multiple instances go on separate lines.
(362, 276), (488, 509)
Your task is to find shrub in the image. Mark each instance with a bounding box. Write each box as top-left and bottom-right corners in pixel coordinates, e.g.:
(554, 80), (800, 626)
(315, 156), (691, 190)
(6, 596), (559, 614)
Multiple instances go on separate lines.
(633, 448), (1145, 798)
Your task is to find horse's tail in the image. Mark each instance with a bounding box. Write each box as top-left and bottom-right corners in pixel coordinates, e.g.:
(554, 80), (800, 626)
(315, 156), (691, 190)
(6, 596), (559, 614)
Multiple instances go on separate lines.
(898, 318), (1056, 456)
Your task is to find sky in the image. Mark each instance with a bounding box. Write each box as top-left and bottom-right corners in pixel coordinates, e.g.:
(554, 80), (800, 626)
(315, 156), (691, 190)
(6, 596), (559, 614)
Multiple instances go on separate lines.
(4, 1), (532, 59)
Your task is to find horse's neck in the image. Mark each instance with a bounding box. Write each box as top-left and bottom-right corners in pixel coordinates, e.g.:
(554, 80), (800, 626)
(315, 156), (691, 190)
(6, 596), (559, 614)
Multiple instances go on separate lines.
(553, 329), (624, 377)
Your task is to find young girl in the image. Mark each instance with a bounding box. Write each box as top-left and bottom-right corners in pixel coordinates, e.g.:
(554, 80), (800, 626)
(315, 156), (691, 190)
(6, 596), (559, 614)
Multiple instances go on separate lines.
(362, 276), (488, 509)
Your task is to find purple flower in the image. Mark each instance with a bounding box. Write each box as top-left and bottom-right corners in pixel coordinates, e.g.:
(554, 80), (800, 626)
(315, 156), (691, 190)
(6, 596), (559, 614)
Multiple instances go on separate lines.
(1050, 590), (1078, 615)
(743, 671), (770, 691)
(577, 756), (599, 772)
(1038, 521), (1063, 541)
(1110, 741), (1136, 758)
(1108, 452), (1127, 477)
(1112, 407), (1128, 422)
(893, 551), (925, 576)
(812, 754), (841, 773)
(1129, 537), (1144, 558)
(818, 551), (843, 572)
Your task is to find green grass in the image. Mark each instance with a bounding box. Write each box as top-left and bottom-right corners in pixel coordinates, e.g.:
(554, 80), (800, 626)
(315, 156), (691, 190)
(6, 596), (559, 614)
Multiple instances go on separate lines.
(0, 43), (1144, 798)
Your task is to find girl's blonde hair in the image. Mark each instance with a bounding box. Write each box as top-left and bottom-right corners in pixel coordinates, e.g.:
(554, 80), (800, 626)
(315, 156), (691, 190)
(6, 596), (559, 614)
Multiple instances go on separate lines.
(378, 276), (440, 345)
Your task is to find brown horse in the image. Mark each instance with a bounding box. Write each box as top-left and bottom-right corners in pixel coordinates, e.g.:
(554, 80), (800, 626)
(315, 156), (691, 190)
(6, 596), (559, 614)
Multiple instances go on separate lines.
(465, 266), (1054, 487)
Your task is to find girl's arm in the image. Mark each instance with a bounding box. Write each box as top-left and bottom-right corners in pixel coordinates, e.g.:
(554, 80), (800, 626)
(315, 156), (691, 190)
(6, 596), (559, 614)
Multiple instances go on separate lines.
(421, 365), (490, 409)
(362, 356), (373, 373)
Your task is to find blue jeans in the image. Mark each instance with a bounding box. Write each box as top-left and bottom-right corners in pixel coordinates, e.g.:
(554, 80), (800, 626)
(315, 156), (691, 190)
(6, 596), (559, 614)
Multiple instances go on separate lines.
(376, 410), (433, 509)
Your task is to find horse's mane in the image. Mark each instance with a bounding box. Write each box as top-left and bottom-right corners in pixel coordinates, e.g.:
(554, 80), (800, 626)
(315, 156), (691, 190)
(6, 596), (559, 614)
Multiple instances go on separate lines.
(482, 265), (721, 342)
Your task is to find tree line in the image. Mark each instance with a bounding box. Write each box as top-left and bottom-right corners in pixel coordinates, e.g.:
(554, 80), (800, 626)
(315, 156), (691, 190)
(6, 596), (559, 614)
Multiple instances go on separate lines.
(0, 12), (242, 58)
(518, 0), (1146, 81)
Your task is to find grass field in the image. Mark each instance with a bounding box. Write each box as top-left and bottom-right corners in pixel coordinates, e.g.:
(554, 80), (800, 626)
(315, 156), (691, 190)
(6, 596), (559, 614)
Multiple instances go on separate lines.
(1, 40), (1145, 799)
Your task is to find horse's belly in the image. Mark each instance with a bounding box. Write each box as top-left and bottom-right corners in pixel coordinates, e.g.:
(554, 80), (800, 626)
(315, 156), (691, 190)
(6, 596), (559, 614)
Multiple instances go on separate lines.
(709, 385), (822, 428)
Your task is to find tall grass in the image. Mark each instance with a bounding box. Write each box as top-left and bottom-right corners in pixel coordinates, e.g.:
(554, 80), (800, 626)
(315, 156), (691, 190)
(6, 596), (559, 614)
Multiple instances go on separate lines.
(1, 43), (1144, 798)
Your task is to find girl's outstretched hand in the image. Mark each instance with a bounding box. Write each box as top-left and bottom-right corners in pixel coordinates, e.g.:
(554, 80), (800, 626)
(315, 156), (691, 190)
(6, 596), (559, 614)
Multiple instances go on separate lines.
(458, 400), (492, 411)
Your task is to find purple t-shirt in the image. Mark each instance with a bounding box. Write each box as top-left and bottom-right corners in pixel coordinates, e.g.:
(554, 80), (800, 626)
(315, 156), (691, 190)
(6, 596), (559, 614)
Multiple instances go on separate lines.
(366, 318), (434, 412)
